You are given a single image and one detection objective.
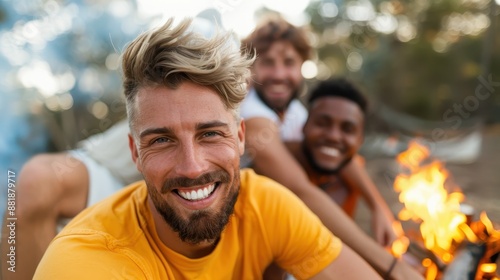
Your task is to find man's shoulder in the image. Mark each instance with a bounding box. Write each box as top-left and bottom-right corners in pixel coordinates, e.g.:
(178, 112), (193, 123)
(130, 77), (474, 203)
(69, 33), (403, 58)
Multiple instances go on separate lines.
(35, 182), (152, 279)
(59, 182), (148, 245)
(239, 168), (288, 195)
(237, 168), (305, 215)
(287, 99), (308, 117)
(236, 168), (342, 278)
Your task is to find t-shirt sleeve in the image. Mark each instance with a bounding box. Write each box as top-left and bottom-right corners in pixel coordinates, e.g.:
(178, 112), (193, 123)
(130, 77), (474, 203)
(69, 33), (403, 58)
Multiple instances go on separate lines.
(255, 175), (342, 280)
(33, 233), (147, 280)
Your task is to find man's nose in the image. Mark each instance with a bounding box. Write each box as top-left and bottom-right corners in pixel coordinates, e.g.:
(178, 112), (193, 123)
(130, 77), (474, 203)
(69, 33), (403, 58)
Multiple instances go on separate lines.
(325, 126), (342, 142)
(271, 64), (288, 80)
(174, 141), (207, 179)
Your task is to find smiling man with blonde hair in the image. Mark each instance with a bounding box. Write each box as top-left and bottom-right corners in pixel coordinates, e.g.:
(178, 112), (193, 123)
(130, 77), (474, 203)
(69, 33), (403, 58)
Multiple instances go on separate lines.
(33, 18), (380, 279)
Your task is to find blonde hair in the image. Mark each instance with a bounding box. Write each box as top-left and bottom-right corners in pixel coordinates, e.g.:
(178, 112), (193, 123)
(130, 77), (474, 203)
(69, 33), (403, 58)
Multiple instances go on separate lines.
(122, 18), (254, 128)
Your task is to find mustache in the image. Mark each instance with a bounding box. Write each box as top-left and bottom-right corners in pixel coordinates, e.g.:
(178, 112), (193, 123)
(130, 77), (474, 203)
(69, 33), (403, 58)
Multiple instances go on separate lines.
(161, 170), (230, 194)
(260, 78), (303, 87)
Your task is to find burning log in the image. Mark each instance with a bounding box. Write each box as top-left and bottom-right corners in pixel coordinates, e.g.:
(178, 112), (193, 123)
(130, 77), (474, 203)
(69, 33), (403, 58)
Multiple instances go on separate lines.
(406, 241), (446, 272)
(441, 242), (487, 280)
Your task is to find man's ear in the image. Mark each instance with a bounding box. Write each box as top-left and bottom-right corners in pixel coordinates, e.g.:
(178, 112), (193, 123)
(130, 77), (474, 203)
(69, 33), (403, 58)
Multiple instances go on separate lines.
(128, 133), (142, 172)
(238, 119), (246, 155)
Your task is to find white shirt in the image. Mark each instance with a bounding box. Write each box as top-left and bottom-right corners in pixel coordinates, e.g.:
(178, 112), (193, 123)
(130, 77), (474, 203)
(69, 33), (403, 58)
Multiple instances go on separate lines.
(240, 88), (308, 142)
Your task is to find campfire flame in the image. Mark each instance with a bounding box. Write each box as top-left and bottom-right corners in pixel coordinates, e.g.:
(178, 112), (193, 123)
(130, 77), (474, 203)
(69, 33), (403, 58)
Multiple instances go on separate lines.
(393, 141), (468, 262)
(391, 140), (500, 279)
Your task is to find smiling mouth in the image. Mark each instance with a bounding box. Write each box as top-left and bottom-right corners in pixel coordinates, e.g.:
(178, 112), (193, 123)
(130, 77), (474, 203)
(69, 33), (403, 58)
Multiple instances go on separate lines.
(174, 183), (219, 201)
(319, 146), (341, 158)
(267, 84), (289, 92)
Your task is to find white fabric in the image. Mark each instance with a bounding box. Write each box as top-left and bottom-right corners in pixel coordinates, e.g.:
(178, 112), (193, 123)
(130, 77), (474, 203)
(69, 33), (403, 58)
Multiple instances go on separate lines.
(240, 88), (308, 142)
(68, 150), (124, 207)
(77, 120), (142, 185)
(240, 88), (308, 168)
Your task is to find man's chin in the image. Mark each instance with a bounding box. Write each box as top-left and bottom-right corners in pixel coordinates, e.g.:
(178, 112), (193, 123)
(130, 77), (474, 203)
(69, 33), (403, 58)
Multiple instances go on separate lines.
(312, 156), (354, 175)
(263, 98), (289, 111)
(254, 88), (296, 112)
(318, 164), (342, 174)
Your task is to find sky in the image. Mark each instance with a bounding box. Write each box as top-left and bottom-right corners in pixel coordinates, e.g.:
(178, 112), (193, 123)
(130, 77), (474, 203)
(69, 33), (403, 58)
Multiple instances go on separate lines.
(135, 0), (312, 38)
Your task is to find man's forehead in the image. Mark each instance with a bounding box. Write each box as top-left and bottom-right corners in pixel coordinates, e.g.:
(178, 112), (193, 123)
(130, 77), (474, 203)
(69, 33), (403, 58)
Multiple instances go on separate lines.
(311, 96), (358, 109)
(136, 83), (225, 105)
(261, 41), (301, 58)
(133, 83), (237, 125)
(310, 97), (364, 119)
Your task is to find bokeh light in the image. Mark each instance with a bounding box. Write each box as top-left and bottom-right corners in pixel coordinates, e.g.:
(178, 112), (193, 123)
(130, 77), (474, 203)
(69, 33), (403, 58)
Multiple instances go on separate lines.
(301, 60), (318, 79)
(347, 52), (363, 72)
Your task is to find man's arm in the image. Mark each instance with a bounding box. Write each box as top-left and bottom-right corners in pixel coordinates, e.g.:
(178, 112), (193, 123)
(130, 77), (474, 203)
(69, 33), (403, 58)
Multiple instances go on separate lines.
(245, 118), (423, 280)
(339, 155), (399, 246)
(310, 244), (381, 279)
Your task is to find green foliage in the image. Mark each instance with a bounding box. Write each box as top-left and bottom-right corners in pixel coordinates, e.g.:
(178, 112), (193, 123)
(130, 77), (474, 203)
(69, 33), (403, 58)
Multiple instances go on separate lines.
(305, 0), (500, 123)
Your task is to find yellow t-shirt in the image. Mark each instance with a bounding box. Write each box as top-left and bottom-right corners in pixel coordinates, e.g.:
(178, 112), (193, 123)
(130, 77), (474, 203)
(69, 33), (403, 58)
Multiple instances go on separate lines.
(34, 169), (341, 280)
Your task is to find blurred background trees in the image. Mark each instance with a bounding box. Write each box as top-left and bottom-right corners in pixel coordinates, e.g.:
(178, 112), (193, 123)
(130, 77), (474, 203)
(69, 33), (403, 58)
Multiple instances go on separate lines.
(0, 0), (145, 172)
(302, 0), (499, 142)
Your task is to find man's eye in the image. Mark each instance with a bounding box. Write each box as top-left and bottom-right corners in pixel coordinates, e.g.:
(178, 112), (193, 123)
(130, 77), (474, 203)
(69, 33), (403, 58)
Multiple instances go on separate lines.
(314, 120), (329, 127)
(285, 59), (296, 67)
(342, 124), (356, 134)
(153, 137), (169, 144)
(203, 131), (220, 138)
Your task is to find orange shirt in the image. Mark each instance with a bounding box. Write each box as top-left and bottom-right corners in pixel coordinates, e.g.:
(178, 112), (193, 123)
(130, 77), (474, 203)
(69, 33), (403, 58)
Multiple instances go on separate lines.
(310, 175), (361, 217)
(34, 169), (341, 280)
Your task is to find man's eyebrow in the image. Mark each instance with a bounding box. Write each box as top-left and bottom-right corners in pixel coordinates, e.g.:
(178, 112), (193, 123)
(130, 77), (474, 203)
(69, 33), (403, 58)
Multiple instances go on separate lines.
(139, 127), (172, 139)
(196, 121), (229, 130)
(138, 121), (229, 139)
(315, 113), (359, 124)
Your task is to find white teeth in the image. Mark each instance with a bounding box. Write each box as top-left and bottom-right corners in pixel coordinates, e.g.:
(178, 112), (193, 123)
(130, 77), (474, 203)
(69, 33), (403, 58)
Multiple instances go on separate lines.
(269, 85), (287, 92)
(320, 147), (340, 157)
(177, 184), (216, 201)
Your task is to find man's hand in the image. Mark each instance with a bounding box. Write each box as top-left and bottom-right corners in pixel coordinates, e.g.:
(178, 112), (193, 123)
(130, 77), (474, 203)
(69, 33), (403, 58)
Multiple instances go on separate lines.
(389, 258), (425, 280)
(372, 204), (399, 247)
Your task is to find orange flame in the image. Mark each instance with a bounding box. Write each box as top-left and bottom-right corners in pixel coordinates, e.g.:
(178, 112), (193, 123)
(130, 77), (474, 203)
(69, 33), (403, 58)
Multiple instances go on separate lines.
(390, 220), (410, 258)
(393, 141), (475, 263)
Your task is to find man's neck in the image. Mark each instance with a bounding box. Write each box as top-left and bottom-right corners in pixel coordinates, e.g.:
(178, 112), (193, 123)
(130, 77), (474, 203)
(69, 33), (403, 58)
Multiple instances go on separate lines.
(286, 142), (320, 180)
(287, 142), (342, 191)
(276, 110), (286, 122)
(148, 198), (217, 259)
